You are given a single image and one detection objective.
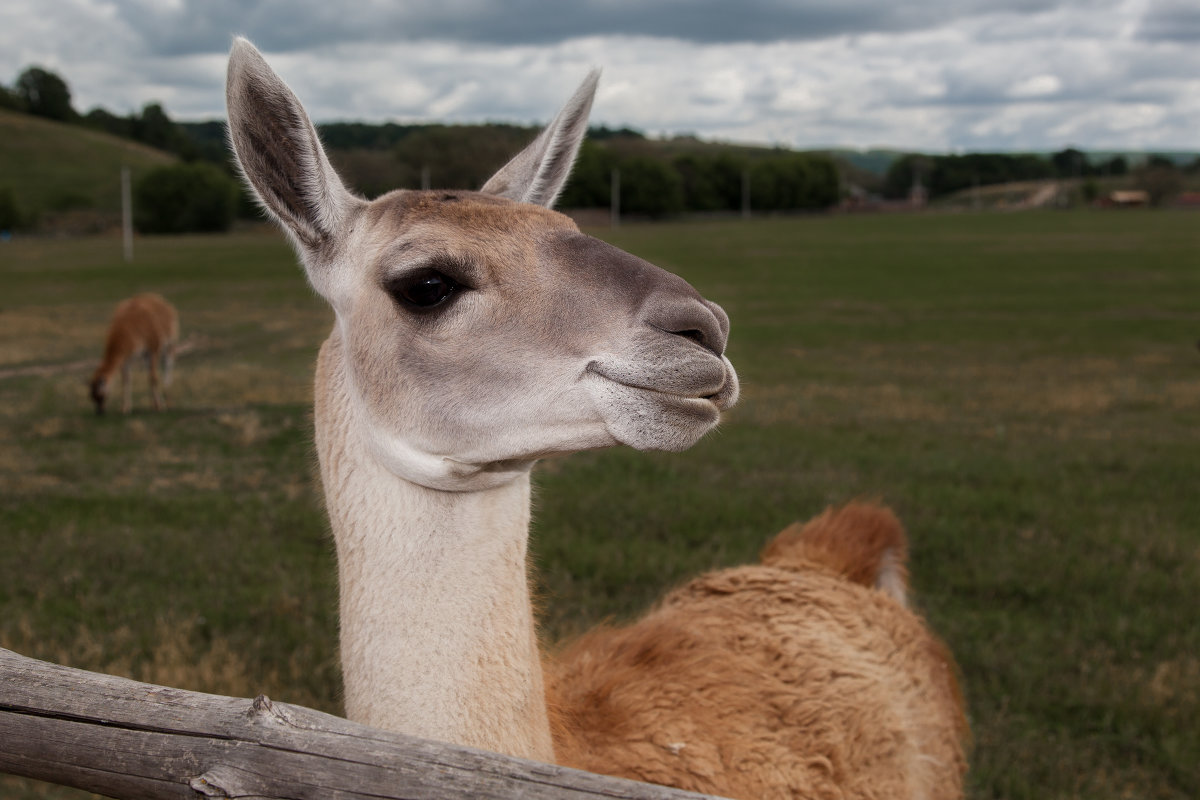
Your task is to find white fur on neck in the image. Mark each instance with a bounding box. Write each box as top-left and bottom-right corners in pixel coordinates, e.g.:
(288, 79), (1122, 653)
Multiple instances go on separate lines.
(316, 336), (553, 760)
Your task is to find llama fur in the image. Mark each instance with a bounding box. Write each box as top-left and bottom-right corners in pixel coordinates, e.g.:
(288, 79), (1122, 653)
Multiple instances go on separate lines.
(549, 503), (968, 799)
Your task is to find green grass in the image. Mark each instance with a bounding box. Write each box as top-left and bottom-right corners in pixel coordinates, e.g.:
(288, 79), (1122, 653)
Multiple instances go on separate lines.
(2, 211), (1199, 798)
(0, 110), (175, 226)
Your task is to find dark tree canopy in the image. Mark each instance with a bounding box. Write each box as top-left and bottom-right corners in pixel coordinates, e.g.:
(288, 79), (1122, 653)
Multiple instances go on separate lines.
(134, 163), (238, 234)
(0, 84), (22, 111)
(15, 67), (75, 121)
(884, 152), (1054, 199)
(0, 186), (22, 231)
(134, 103), (186, 153)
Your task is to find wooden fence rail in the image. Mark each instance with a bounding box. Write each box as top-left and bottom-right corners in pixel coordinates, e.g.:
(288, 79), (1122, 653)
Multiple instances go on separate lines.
(0, 648), (725, 800)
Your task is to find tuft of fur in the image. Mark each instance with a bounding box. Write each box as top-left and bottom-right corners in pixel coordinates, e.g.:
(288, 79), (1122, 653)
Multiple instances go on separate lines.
(548, 502), (968, 800)
(761, 502), (910, 605)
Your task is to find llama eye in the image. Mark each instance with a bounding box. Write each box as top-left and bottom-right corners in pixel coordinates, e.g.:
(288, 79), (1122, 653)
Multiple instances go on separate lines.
(387, 269), (460, 310)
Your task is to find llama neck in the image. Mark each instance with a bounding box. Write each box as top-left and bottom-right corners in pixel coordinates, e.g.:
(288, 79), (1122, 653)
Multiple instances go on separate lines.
(94, 335), (130, 382)
(314, 336), (553, 761)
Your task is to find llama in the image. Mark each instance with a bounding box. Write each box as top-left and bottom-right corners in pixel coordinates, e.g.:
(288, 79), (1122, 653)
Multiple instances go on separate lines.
(89, 292), (179, 415)
(226, 38), (968, 798)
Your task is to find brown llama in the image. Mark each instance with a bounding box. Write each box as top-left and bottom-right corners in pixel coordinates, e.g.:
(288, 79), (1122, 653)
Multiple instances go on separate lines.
(89, 292), (178, 414)
(225, 37), (968, 799)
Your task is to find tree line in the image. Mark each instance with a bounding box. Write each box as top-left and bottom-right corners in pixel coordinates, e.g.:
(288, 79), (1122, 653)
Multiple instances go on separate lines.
(318, 127), (840, 219)
(2, 65), (842, 233)
(6, 63), (1196, 233)
(882, 147), (1200, 204)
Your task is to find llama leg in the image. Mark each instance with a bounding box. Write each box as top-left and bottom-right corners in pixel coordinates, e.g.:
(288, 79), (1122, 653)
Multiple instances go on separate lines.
(161, 345), (176, 388)
(121, 361), (133, 413)
(148, 352), (164, 411)
(160, 346), (175, 409)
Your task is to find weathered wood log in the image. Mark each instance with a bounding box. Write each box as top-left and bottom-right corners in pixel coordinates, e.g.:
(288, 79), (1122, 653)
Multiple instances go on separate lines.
(0, 648), (726, 800)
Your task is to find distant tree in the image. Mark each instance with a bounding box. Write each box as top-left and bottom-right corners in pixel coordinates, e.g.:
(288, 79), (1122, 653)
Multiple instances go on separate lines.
(883, 154), (927, 199)
(667, 152), (752, 212)
(1104, 155), (1129, 176)
(392, 125), (532, 190)
(83, 107), (133, 139)
(1051, 148), (1087, 178)
(133, 102), (192, 157)
(1145, 154), (1177, 170)
(708, 153), (750, 210)
(587, 125), (645, 141)
(559, 140), (615, 208)
(673, 154), (726, 212)
(0, 84), (22, 112)
(16, 66), (76, 121)
(1133, 163), (1183, 207)
(747, 153), (838, 211)
(617, 156), (684, 218)
(319, 121), (424, 150)
(134, 163), (238, 233)
(329, 149), (411, 199)
(0, 186), (22, 231)
(175, 120), (238, 164)
(885, 152), (1055, 199)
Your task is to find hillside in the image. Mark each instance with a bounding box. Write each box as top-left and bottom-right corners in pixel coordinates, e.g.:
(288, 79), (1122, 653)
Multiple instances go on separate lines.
(0, 110), (176, 230)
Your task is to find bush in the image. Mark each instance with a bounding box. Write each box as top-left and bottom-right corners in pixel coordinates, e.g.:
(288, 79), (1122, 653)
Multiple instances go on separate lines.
(559, 140), (615, 208)
(674, 153), (745, 212)
(0, 85), (22, 112)
(618, 156), (684, 218)
(0, 186), (23, 231)
(134, 163), (237, 233)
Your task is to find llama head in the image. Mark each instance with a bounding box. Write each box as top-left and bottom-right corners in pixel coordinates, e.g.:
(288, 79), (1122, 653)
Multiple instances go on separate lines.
(226, 38), (738, 490)
(88, 374), (108, 415)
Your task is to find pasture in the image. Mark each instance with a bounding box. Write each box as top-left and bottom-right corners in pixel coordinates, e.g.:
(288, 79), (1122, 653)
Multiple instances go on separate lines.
(1, 210), (1198, 798)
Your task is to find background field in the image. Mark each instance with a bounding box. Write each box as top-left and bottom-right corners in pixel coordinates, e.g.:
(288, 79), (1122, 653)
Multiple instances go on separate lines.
(1, 211), (1198, 798)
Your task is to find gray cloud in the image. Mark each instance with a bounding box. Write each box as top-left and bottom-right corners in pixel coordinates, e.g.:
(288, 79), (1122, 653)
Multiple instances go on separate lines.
(112, 0), (1079, 55)
(1137, 0), (1200, 42)
(2, 0), (1199, 152)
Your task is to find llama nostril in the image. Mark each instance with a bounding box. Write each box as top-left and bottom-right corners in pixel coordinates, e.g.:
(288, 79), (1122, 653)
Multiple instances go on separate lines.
(645, 299), (727, 357)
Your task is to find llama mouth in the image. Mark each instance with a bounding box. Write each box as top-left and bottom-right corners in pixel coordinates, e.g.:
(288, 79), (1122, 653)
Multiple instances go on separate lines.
(584, 361), (728, 405)
(584, 362), (738, 417)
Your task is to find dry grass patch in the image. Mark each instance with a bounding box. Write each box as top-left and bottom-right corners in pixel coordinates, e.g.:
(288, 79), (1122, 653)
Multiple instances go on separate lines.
(0, 306), (108, 367)
(1, 614), (319, 707)
(741, 342), (1194, 445)
(217, 409), (266, 446)
(175, 362), (312, 408)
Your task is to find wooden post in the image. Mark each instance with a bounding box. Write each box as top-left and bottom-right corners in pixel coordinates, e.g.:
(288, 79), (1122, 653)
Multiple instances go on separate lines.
(121, 166), (133, 262)
(741, 169), (750, 219)
(611, 168), (620, 228)
(0, 647), (726, 800)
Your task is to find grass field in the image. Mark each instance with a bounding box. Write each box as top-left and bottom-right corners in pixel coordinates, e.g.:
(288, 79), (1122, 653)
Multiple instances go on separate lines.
(1, 211), (1198, 799)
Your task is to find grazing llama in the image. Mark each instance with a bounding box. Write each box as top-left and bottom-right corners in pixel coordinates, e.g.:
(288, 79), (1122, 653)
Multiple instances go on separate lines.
(89, 292), (179, 415)
(226, 38), (968, 799)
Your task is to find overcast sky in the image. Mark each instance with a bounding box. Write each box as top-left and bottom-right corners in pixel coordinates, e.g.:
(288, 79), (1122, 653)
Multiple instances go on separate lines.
(2, 0), (1199, 152)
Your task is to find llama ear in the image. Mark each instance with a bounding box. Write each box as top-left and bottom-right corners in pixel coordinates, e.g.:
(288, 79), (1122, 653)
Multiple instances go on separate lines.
(226, 37), (358, 296)
(481, 69), (599, 208)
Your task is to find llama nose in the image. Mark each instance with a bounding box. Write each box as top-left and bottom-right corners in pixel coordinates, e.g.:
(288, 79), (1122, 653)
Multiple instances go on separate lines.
(645, 296), (729, 357)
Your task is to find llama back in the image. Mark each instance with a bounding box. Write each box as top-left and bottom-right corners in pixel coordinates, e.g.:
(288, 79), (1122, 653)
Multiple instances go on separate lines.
(760, 501), (910, 605)
(549, 502), (969, 800)
(123, 293), (179, 346)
